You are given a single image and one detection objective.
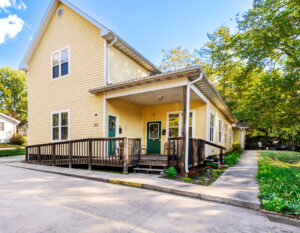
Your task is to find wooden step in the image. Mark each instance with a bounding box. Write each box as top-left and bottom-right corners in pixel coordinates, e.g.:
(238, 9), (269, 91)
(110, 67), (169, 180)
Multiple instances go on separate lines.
(138, 162), (167, 167)
(133, 167), (165, 173)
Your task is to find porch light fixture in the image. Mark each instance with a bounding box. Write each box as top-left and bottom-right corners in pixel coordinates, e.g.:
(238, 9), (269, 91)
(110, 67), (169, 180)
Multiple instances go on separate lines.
(157, 96), (164, 101)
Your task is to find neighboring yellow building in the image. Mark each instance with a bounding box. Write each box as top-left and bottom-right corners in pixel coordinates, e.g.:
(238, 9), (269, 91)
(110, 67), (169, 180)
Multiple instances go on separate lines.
(20, 0), (244, 172)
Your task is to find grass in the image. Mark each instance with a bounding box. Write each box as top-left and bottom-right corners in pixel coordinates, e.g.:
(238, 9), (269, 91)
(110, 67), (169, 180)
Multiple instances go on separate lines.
(257, 151), (300, 218)
(0, 148), (26, 157)
(224, 150), (243, 167)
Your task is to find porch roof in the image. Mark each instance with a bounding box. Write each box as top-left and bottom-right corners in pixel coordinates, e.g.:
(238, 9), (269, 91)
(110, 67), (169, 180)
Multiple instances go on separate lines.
(89, 66), (236, 123)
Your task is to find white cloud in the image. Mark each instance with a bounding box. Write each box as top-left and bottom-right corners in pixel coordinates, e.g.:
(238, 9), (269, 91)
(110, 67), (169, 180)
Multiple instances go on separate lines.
(0, 14), (24, 44)
(0, 0), (26, 11)
(0, 0), (11, 10)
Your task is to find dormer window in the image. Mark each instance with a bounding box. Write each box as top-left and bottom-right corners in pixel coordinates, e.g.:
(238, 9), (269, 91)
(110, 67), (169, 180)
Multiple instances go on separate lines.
(51, 46), (69, 79)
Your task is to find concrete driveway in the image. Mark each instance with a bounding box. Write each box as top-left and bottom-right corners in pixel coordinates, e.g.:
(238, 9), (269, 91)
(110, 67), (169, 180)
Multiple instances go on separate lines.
(0, 164), (297, 233)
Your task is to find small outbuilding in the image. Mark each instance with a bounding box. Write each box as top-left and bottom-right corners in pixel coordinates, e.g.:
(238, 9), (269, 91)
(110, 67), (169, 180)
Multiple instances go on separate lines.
(233, 122), (248, 149)
(0, 113), (20, 143)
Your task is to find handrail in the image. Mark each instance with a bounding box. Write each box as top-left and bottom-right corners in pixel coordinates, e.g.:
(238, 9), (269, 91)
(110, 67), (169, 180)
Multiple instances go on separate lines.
(168, 137), (226, 150)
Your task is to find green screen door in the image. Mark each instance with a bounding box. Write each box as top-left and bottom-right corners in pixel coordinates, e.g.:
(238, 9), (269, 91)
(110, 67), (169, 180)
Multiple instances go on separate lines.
(108, 115), (116, 155)
(147, 121), (161, 154)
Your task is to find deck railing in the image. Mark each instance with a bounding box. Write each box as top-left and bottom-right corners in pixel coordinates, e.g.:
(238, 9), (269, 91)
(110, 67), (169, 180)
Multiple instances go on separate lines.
(167, 137), (226, 168)
(26, 137), (141, 174)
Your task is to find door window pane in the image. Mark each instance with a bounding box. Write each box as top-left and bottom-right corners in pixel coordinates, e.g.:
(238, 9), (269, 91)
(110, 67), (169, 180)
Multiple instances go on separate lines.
(149, 123), (159, 139)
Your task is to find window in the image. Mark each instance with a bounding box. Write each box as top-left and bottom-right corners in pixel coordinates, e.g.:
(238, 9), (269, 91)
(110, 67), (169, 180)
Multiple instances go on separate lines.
(209, 113), (214, 141)
(0, 122), (4, 131)
(224, 123), (227, 144)
(52, 47), (69, 79)
(168, 114), (179, 137)
(52, 110), (69, 141)
(218, 119), (222, 143)
(168, 112), (194, 138)
(229, 129), (232, 145)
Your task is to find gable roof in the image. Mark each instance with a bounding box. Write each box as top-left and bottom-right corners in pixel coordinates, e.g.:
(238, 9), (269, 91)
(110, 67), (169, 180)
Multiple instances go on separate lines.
(0, 113), (20, 124)
(19, 0), (160, 74)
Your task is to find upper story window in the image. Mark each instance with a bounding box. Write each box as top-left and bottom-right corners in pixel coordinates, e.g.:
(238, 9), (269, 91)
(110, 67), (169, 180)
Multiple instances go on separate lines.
(52, 46), (69, 79)
(218, 119), (222, 143)
(0, 122), (4, 131)
(209, 113), (214, 142)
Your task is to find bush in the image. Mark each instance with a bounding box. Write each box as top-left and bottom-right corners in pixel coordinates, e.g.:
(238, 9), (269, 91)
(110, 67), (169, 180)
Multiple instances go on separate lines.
(9, 133), (25, 145)
(165, 166), (177, 178)
(187, 171), (198, 179)
(232, 142), (241, 151)
(182, 177), (192, 182)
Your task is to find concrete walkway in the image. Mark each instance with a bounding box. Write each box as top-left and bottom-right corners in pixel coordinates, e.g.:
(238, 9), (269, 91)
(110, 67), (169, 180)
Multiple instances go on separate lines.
(8, 151), (260, 210)
(0, 155), (25, 164)
(211, 150), (260, 205)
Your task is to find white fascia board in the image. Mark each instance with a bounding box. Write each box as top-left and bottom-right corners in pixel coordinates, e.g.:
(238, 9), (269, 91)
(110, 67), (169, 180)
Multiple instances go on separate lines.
(0, 113), (20, 124)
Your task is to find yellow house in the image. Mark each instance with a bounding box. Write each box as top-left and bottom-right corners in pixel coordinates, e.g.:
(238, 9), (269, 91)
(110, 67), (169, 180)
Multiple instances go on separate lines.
(20, 0), (242, 173)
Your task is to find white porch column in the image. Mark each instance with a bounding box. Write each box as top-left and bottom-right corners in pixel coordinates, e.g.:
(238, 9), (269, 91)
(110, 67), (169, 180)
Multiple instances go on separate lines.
(184, 85), (190, 173)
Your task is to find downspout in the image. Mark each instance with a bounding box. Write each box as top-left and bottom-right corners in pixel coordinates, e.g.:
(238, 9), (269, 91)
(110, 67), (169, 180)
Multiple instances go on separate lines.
(103, 36), (117, 137)
(184, 73), (203, 172)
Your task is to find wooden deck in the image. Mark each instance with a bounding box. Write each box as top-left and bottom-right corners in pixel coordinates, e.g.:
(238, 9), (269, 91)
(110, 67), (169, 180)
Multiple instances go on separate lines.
(26, 137), (226, 174)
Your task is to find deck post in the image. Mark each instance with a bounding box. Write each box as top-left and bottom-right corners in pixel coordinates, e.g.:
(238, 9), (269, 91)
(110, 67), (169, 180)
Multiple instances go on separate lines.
(220, 149), (224, 165)
(123, 137), (129, 174)
(52, 144), (55, 166)
(68, 141), (72, 168)
(37, 145), (41, 165)
(88, 139), (92, 170)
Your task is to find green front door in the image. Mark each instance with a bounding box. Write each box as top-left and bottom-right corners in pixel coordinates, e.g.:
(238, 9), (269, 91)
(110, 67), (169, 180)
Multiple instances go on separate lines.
(108, 115), (116, 155)
(147, 121), (161, 154)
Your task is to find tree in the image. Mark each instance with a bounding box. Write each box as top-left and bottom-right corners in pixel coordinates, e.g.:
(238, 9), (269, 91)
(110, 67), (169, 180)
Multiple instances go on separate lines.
(235, 0), (300, 69)
(0, 67), (28, 126)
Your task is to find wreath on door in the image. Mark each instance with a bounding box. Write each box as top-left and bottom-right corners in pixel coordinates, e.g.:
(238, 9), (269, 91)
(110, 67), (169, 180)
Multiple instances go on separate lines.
(109, 119), (115, 131)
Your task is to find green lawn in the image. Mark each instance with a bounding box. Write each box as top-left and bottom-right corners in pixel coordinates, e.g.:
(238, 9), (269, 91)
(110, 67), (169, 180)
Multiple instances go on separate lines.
(224, 150), (243, 167)
(0, 148), (26, 157)
(257, 151), (300, 218)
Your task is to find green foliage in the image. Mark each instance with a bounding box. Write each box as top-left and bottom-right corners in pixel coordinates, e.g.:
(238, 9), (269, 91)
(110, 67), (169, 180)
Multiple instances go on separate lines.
(257, 151), (300, 217)
(159, 0), (300, 143)
(182, 177), (192, 182)
(232, 142), (241, 151)
(0, 148), (25, 157)
(262, 151), (300, 164)
(165, 166), (177, 178)
(0, 67), (28, 126)
(224, 150), (243, 167)
(9, 133), (25, 145)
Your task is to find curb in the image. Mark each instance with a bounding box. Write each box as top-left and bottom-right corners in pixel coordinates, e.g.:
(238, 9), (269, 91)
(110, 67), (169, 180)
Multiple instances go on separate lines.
(8, 164), (299, 227)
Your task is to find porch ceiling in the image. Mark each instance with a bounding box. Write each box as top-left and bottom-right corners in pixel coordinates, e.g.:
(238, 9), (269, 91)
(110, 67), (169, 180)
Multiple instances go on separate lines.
(116, 86), (201, 106)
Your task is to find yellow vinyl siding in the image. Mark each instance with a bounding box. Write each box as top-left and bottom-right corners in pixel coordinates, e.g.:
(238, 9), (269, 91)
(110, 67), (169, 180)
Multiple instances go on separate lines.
(109, 46), (149, 84)
(207, 100), (232, 155)
(28, 3), (105, 145)
(233, 128), (242, 144)
(106, 99), (143, 138)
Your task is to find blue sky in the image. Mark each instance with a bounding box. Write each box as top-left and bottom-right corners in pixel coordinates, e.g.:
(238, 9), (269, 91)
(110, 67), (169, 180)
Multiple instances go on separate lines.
(0, 0), (253, 69)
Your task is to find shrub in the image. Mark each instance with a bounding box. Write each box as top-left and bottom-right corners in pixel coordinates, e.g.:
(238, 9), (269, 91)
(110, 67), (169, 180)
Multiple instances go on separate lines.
(182, 177), (192, 182)
(224, 150), (243, 167)
(232, 142), (241, 151)
(10, 133), (25, 145)
(165, 166), (177, 178)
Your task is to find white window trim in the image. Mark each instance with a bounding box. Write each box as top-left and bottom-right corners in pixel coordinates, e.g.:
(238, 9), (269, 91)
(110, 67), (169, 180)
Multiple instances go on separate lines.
(218, 119), (222, 143)
(209, 111), (214, 142)
(224, 123), (228, 144)
(51, 109), (70, 142)
(166, 110), (195, 139)
(51, 45), (70, 80)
